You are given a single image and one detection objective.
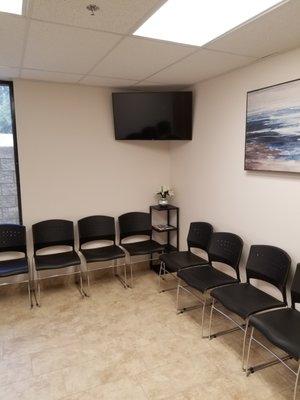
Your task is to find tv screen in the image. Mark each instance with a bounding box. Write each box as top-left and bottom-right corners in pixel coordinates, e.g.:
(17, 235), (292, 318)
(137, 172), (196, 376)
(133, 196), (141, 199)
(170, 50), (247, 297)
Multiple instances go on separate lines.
(112, 92), (193, 140)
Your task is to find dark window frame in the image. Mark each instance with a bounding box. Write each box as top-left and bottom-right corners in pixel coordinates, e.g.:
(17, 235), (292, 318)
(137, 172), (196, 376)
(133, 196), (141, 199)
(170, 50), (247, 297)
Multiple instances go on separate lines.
(0, 80), (23, 224)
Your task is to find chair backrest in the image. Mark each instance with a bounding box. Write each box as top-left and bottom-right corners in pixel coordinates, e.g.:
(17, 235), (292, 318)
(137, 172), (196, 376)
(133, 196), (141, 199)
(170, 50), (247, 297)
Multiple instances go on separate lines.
(246, 245), (291, 303)
(119, 212), (151, 242)
(0, 224), (27, 254)
(291, 264), (300, 309)
(187, 222), (213, 252)
(32, 219), (75, 253)
(78, 215), (116, 248)
(208, 232), (243, 280)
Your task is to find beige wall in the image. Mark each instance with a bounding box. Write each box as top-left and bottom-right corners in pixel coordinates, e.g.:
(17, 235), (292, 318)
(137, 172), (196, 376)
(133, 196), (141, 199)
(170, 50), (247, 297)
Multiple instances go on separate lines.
(13, 80), (170, 226)
(170, 47), (300, 282)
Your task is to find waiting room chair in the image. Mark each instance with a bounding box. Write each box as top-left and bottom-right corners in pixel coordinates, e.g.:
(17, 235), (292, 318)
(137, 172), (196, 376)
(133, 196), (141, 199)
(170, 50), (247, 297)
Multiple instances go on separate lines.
(245, 263), (300, 400)
(118, 212), (164, 287)
(158, 222), (213, 292)
(209, 245), (291, 370)
(0, 224), (33, 308)
(32, 219), (83, 305)
(78, 215), (126, 294)
(177, 232), (243, 337)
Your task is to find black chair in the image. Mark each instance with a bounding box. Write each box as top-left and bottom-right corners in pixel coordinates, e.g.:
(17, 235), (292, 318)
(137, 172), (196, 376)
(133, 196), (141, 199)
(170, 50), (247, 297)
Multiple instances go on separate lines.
(0, 224), (33, 307)
(32, 219), (83, 305)
(209, 245), (291, 370)
(177, 232), (243, 337)
(158, 222), (213, 292)
(78, 215), (126, 294)
(118, 212), (164, 287)
(245, 264), (300, 400)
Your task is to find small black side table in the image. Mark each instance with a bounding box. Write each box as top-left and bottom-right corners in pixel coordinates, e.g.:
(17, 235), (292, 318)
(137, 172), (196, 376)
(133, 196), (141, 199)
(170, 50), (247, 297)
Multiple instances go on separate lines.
(150, 204), (179, 272)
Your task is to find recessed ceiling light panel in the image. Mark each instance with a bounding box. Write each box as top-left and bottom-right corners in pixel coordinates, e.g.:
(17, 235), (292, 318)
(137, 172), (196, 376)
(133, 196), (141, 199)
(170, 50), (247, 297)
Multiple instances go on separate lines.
(134, 0), (286, 47)
(0, 0), (23, 15)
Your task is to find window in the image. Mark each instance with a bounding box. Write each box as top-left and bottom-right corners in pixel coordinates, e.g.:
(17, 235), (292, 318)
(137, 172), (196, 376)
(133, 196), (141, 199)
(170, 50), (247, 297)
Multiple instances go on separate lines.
(0, 81), (22, 224)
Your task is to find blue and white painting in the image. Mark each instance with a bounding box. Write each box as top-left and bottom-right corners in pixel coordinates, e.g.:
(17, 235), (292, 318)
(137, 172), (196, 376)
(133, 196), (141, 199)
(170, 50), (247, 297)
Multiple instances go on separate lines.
(245, 80), (300, 173)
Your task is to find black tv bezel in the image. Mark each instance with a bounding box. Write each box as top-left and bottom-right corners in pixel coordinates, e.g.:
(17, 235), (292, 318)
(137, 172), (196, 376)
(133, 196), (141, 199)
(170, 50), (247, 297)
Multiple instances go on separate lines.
(112, 91), (193, 141)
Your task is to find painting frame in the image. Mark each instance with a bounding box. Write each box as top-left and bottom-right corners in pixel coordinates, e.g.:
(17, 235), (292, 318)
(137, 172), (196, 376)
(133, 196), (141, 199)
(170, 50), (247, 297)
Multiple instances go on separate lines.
(244, 78), (300, 174)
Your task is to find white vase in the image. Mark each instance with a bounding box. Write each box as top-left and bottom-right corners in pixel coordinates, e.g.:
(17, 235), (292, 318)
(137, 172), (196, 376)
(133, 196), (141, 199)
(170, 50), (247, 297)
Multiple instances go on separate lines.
(159, 198), (168, 206)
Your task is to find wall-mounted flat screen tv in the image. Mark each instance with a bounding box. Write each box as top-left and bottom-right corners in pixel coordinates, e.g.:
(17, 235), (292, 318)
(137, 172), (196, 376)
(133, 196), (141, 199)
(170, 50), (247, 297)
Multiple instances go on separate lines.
(112, 92), (193, 140)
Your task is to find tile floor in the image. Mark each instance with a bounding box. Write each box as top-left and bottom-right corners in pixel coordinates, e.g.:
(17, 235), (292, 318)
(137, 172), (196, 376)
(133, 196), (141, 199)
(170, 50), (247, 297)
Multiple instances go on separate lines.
(0, 268), (298, 400)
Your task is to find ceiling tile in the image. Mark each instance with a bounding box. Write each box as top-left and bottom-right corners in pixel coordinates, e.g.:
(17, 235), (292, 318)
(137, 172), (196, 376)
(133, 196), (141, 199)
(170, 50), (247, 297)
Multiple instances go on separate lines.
(206, 0), (300, 57)
(143, 49), (255, 85)
(0, 14), (27, 67)
(80, 75), (138, 87)
(23, 20), (121, 74)
(30, 0), (166, 34)
(91, 37), (196, 80)
(20, 69), (83, 83)
(0, 66), (20, 79)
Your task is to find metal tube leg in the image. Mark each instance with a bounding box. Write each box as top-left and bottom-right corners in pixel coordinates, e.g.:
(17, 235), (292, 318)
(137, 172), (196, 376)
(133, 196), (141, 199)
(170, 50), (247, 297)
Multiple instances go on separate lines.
(176, 283), (181, 313)
(82, 271), (90, 297)
(208, 298), (215, 340)
(27, 279), (33, 308)
(158, 261), (163, 293)
(242, 319), (250, 371)
(37, 279), (41, 307)
(129, 256), (133, 288)
(245, 327), (254, 376)
(294, 363), (300, 400)
(201, 298), (207, 339)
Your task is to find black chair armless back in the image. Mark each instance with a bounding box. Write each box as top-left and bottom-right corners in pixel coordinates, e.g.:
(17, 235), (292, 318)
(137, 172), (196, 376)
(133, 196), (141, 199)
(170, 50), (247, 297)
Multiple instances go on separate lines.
(78, 215), (116, 248)
(187, 222), (213, 252)
(119, 212), (152, 243)
(246, 245), (291, 303)
(208, 232), (243, 280)
(0, 224), (27, 254)
(291, 264), (300, 309)
(32, 219), (75, 253)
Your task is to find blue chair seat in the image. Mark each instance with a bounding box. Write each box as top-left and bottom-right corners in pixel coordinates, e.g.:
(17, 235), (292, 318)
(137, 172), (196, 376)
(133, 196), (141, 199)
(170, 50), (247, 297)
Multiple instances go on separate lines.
(0, 257), (29, 277)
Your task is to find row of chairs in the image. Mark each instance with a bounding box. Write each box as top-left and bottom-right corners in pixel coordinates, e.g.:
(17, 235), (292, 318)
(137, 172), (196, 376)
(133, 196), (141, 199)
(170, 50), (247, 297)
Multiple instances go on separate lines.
(159, 222), (300, 400)
(0, 212), (164, 306)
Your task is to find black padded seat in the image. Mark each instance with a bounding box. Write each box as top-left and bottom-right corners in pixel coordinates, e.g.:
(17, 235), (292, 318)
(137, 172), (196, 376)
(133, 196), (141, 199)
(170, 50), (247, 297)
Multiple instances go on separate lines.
(178, 265), (238, 293)
(81, 245), (125, 263)
(35, 251), (81, 271)
(0, 258), (28, 277)
(160, 251), (208, 272)
(250, 308), (300, 360)
(121, 240), (164, 256)
(211, 283), (285, 319)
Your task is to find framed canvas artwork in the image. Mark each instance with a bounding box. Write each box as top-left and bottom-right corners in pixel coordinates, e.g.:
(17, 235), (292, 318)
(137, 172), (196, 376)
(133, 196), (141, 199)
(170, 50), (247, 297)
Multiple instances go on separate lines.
(245, 79), (300, 173)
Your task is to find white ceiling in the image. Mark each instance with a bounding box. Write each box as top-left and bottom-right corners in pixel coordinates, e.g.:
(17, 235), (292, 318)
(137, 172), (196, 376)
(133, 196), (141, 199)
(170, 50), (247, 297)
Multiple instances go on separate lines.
(0, 0), (300, 88)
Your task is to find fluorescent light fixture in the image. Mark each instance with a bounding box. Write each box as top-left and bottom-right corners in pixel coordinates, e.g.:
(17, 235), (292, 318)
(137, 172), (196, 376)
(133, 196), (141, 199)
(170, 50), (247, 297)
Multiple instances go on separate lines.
(134, 0), (285, 47)
(0, 0), (23, 15)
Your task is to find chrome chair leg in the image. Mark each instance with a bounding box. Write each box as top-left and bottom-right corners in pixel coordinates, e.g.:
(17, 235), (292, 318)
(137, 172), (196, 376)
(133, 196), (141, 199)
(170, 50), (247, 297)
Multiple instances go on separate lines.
(176, 282), (181, 313)
(83, 271), (90, 297)
(294, 363), (300, 400)
(158, 261), (163, 293)
(242, 319), (250, 371)
(245, 327), (254, 376)
(27, 279), (33, 309)
(201, 297), (207, 339)
(208, 298), (215, 340)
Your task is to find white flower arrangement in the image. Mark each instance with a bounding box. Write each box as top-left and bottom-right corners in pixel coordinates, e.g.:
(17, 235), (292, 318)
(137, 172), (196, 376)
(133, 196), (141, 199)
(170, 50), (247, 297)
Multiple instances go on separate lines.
(156, 185), (175, 199)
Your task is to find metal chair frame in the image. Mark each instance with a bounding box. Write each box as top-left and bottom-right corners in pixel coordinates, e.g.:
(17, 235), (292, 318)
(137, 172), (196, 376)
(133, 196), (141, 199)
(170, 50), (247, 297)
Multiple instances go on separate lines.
(0, 268), (33, 308)
(79, 251), (127, 296)
(157, 222), (213, 293)
(245, 326), (299, 400)
(0, 225), (33, 308)
(33, 258), (84, 306)
(32, 219), (84, 306)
